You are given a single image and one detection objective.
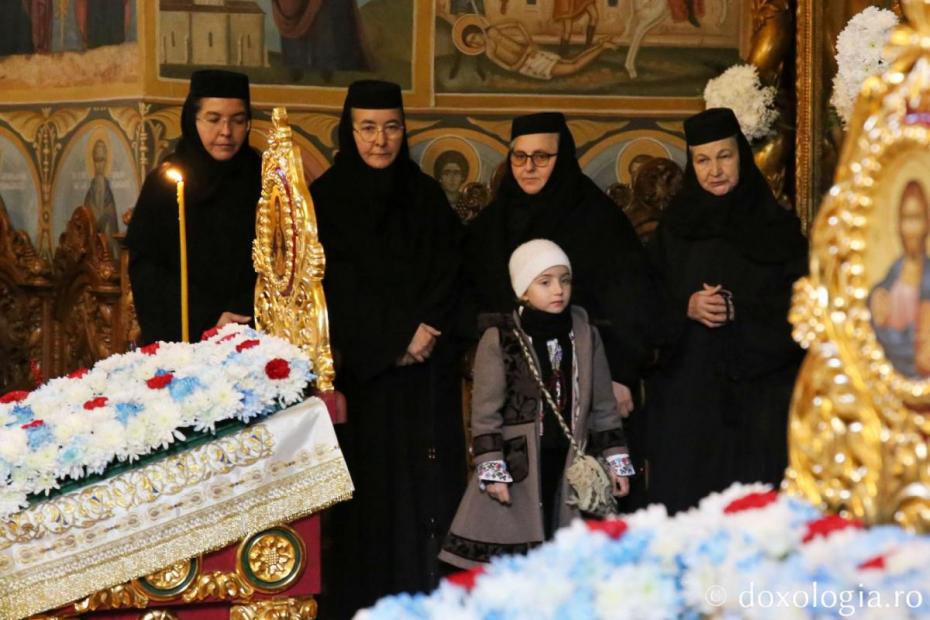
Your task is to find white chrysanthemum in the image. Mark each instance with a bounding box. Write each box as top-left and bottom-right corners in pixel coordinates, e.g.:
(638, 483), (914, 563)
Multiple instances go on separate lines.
(595, 564), (678, 620)
(0, 428), (29, 464)
(703, 64), (778, 141)
(831, 6), (899, 127)
(0, 487), (29, 519)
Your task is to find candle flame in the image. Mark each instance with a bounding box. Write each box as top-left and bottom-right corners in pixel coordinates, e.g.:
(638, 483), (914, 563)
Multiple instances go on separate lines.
(165, 168), (183, 183)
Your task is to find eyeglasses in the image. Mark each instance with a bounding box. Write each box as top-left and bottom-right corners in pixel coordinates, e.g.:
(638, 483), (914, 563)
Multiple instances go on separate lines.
(353, 122), (405, 143)
(196, 115), (249, 131)
(510, 150), (557, 167)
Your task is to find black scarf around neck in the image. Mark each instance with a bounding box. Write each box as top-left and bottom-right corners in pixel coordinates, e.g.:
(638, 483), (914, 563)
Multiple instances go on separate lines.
(661, 131), (806, 265)
(496, 121), (585, 249)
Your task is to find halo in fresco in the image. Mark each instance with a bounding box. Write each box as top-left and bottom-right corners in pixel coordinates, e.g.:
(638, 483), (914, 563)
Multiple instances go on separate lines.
(51, 121), (138, 249)
(578, 129), (686, 189)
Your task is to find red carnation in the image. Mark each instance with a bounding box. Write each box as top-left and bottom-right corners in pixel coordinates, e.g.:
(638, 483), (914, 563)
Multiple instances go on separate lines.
(146, 373), (174, 389)
(724, 491), (779, 514)
(0, 390), (29, 404)
(802, 514), (863, 543)
(83, 397), (108, 410)
(201, 327), (220, 341)
(236, 339), (260, 352)
(67, 368), (89, 379)
(585, 519), (629, 539)
(446, 565), (485, 591)
(21, 419), (44, 429)
(858, 554), (886, 571)
(140, 342), (160, 356)
(265, 358), (291, 380)
(217, 333), (237, 344)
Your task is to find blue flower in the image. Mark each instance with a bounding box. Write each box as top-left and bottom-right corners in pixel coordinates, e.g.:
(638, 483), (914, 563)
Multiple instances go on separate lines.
(25, 424), (54, 450)
(10, 405), (33, 426)
(169, 376), (201, 401)
(59, 439), (85, 466)
(115, 402), (144, 424)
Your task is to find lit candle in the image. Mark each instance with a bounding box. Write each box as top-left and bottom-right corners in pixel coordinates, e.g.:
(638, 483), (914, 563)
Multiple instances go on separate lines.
(165, 168), (189, 342)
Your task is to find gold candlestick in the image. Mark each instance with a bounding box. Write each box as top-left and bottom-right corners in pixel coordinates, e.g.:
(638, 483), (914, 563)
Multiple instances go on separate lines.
(166, 168), (190, 342)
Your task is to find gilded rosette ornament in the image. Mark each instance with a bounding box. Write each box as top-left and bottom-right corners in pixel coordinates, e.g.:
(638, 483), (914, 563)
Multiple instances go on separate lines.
(786, 0), (930, 532)
(254, 108), (335, 392)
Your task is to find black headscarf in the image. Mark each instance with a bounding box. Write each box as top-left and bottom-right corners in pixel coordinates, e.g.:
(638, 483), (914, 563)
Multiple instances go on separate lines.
(496, 112), (586, 247)
(311, 80), (463, 383)
(331, 79), (414, 219)
(661, 107), (806, 264)
(126, 70), (262, 344)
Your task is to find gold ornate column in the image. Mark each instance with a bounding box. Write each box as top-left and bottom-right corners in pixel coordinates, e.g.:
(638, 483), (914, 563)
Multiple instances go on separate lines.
(787, 0), (930, 532)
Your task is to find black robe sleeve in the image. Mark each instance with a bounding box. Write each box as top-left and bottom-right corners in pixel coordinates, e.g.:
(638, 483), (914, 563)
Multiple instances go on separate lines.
(417, 182), (464, 332)
(579, 191), (658, 389)
(126, 171), (183, 345)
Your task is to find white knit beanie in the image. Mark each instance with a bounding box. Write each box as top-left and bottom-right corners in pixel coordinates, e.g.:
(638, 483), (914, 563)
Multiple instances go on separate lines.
(508, 239), (572, 298)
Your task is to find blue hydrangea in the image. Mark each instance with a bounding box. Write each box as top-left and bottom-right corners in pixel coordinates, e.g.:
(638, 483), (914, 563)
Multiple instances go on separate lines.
(115, 402), (144, 425)
(59, 439), (85, 466)
(169, 376), (201, 401)
(10, 405), (33, 426)
(25, 424), (54, 449)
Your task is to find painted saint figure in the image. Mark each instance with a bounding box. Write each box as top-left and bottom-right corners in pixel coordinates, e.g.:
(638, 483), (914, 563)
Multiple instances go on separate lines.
(84, 139), (119, 244)
(455, 17), (620, 81)
(870, 181), (930, 378)
(270, 0), (373, 81)
(434, 150), (469, 206)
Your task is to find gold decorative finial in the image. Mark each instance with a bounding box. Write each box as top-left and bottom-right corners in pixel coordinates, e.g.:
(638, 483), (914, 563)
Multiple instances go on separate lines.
(786, 0), (930, 532)
(253, 107), (336, 392)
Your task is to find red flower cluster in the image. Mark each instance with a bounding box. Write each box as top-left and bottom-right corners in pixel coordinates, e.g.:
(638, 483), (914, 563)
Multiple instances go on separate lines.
(0, 390), (29, 404)
(146, 373), (174, 389)
(265, 358), (291, 380)
(218, 333), (237, 344)
(83, 397), (109, 410)
(723, 490), (779, 514)
(585, 519), (629, 539)
(802, 514), (863, 543)
(858, 554), (886, 571)
(446, 565), (485, 591)
(236, 339), (260, 352)
(140, 342), (160, 356)
(201, 327), (220, 341)
(21, 419), (44, 429)
(67, 368), (89, 379)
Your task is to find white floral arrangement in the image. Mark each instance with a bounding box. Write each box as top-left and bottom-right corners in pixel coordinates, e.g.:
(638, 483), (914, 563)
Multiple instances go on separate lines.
(703, 64), (778, 142)
(831, 6), (899, 127)
(360, 483), (930, 619)
(0, 323), (313, 520)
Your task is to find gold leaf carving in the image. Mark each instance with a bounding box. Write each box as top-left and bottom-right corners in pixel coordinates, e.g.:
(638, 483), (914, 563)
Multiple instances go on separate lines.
(567, 120), (629, 149)
(230, 597), (318, 620)
(181, 571), (255, 602)
(287, 113), (340, 149)
(140, 611), (178, 620)
(73, 584), (149, 612)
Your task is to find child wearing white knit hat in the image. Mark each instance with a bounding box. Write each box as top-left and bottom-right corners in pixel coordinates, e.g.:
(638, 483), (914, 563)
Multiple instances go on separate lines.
(440, 239), (634, 570)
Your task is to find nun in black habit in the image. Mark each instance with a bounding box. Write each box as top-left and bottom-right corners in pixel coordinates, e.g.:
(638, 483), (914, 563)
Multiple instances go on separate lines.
(310, 80), (466, 618)
(645, 108), (807, 514)
(462, 112), (656, 506)
(126, 70), (261, 345)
